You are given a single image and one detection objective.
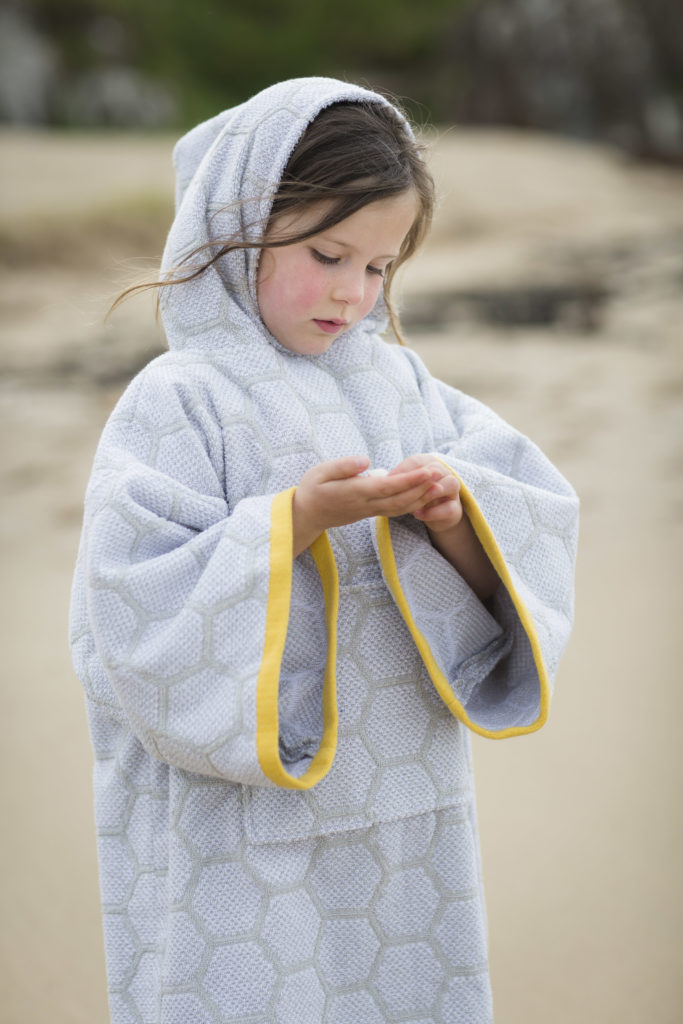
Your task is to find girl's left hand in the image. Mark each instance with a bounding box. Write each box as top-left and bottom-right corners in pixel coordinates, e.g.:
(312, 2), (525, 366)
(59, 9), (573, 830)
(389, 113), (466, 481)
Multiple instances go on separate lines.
(386, 454), (464, 533)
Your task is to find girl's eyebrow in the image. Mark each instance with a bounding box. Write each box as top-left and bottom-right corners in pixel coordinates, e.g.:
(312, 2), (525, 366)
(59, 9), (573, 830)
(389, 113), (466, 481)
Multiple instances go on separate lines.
(319, 234), (397, 260)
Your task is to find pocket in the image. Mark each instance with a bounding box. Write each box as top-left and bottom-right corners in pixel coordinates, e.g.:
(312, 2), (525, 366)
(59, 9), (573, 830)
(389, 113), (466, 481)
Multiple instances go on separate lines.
(243, 701), (475, 846)
(242, 781), (478, 846)
(248, 558), (479, 846)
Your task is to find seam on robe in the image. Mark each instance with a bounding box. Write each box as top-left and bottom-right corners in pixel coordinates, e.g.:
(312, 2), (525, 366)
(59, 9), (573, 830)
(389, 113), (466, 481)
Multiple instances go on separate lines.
(456, 629), (515, 705)
(256, 486), (340, 788)
(243, 787), (478, 846)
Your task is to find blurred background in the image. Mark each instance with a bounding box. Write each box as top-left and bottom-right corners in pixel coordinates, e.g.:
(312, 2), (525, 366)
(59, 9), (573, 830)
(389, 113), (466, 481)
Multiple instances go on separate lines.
(1, 1), (682, 1022)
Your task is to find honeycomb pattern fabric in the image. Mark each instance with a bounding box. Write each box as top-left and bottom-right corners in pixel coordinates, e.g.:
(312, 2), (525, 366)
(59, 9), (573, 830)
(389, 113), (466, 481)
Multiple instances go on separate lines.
(68, 78), (579, 1023)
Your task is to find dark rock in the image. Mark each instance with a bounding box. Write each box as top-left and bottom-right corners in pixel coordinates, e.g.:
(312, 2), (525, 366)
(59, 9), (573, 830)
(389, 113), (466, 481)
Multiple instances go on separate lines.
(437, 0), (683, 163)
(402, 283), (609, 333)
(0, 8), (60, 123)
(62, 66), (176, 128)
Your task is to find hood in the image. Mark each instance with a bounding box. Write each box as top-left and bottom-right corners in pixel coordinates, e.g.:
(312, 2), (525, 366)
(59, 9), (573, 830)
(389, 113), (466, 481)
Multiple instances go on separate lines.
(158, 77), (413, 356)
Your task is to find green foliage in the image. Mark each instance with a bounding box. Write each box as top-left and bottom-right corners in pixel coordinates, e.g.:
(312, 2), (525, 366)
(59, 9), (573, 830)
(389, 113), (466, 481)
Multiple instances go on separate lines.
(25, 0), (477, 125)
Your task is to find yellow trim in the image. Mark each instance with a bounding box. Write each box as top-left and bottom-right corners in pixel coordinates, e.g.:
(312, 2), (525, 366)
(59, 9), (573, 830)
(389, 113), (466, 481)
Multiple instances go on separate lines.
(376, 457), (549, 739)
(256, 487), (339, 787)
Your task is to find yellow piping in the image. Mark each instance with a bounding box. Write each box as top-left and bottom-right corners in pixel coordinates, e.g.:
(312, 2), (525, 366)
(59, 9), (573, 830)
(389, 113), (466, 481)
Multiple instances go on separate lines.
(376, 457), (549, 739)
(256, 486), (339, 787)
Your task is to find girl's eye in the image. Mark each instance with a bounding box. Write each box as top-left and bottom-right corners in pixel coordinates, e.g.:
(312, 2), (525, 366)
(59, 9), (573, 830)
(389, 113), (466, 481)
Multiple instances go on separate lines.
(311, 249), (385, 277)
(311, 249), (339, 265)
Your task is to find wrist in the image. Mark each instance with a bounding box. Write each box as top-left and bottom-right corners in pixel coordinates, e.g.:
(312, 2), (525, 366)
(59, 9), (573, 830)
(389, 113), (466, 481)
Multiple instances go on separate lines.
(425, 511), (500, 602)
(292, 488), (325, 557)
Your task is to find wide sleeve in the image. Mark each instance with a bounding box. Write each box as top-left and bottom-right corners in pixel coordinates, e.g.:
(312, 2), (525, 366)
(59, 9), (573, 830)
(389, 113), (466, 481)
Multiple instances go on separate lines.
(68, 363), (339, 789)
(370, 347), (579, 739)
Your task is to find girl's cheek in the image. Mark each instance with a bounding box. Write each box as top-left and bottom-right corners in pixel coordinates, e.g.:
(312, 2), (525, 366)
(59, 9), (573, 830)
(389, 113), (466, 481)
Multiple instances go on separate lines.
(292, 267), (328, 310)
(361, 278), (384, 316)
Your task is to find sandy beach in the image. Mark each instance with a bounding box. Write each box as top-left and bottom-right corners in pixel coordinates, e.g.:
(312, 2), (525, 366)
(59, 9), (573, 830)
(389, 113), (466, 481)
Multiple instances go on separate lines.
(1, 126), (681, 1023)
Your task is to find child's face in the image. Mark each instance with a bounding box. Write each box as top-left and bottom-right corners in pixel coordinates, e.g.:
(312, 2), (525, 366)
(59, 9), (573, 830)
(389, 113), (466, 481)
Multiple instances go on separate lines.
(256, 191), (418, 355)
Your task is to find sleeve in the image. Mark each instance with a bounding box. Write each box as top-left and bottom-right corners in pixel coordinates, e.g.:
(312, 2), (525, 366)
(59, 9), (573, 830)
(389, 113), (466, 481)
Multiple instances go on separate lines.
(370, 347), (579, 739)
(68, 364), (339, 789)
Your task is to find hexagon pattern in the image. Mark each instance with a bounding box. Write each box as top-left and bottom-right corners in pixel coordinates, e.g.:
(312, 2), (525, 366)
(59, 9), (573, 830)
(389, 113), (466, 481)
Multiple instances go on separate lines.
(69, 80), (577, 1023)
(70, 330), (577, 1023)
(69, 343), (576, 1023)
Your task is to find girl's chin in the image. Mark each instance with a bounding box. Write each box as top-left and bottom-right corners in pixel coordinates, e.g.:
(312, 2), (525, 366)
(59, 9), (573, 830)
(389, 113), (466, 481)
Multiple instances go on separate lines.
(275, 320), (352, 354)
(279, 336), (335, 356)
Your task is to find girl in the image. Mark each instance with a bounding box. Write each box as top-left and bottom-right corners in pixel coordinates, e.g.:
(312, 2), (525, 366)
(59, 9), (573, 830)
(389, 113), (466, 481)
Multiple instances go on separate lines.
(69, 77), (579, 1024)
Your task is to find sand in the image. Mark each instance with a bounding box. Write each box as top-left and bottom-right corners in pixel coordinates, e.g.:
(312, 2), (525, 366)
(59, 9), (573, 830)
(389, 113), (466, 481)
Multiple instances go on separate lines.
(1, 126), (681, 1023)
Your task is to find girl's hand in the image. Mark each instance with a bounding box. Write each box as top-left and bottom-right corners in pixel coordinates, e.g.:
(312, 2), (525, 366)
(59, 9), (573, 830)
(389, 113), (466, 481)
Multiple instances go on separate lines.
(388, 454), (500, 601)
(292, 455), (444, 556)
(387, 454), (464, 533)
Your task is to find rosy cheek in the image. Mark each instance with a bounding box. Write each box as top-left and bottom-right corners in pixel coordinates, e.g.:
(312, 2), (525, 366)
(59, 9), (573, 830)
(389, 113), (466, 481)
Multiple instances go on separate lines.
(286, 265), (327, 313)
(294, 281), (323, 311)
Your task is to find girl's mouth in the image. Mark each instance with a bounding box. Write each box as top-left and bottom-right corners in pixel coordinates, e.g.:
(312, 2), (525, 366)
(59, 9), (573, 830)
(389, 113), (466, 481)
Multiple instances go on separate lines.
(313, 319), (348, 334)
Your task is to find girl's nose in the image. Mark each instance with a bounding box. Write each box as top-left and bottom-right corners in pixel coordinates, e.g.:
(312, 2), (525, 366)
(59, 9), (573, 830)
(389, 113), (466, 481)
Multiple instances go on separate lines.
(331, 269), (365, 307)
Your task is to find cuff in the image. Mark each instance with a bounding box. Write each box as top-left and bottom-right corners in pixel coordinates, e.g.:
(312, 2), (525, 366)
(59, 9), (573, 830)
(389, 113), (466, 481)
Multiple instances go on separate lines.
(372, 512), (512, 719)
(256, 487), (340, 788)
(430, 454), (550, 736)
(373, 455), (550, 739)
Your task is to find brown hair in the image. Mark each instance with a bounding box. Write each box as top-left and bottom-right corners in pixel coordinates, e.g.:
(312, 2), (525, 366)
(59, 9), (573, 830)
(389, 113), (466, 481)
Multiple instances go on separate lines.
(108, 98), (435, 344)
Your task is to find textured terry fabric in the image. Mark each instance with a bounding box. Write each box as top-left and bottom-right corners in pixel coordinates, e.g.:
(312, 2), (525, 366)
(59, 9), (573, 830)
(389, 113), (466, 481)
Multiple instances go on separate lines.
(69, 77), (579, 1023)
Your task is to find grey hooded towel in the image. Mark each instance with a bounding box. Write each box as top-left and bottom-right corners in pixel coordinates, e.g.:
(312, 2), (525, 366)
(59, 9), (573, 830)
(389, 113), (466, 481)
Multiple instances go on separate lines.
(69, 77), (579, 1024)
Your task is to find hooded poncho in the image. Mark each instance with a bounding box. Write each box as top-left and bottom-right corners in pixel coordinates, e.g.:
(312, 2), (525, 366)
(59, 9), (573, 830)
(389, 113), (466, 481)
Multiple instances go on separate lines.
(69, 77), (579, 1024)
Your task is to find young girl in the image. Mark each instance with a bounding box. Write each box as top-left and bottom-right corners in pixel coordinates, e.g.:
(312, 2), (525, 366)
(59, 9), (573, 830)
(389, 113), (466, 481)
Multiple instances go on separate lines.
(69, 77), (578, 1024)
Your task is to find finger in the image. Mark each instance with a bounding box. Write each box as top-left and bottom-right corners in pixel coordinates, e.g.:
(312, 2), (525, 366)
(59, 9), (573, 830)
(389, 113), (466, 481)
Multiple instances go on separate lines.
(315, 455), (370, 482)
(415, 499), (463, 523)
(386, 454), (431, 476)
(387, 455), (450, 478)
(372, 465), (442, 496)
(375, 479), (443, 514)
(415, 494), (449, 511)
(433, 474), (460, 498)
(402, 477), (459, 511)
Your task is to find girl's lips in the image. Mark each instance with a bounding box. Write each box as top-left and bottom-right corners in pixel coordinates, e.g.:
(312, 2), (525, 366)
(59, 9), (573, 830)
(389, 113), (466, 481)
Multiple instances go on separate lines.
(313, 319), (348, 334)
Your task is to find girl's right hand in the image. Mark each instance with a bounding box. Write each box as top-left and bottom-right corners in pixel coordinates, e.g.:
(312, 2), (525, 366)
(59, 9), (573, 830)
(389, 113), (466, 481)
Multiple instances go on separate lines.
(292, 455), (443, 557)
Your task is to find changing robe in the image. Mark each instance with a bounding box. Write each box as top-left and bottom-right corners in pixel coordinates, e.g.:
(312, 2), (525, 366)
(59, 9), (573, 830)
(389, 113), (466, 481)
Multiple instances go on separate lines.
(69, 76), (579, 1024)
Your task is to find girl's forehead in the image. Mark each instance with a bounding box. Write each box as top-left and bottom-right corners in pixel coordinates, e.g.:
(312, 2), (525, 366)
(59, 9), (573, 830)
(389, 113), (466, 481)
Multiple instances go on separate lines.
(269, 190), (419, 249)
(319, 193), (419, 251)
